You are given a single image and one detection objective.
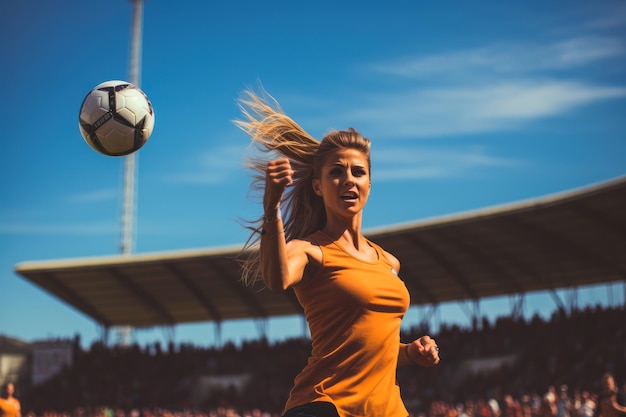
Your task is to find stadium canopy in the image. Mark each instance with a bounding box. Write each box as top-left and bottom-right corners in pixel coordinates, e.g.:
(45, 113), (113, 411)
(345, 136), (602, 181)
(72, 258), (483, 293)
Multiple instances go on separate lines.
(14, 176), (626, 332)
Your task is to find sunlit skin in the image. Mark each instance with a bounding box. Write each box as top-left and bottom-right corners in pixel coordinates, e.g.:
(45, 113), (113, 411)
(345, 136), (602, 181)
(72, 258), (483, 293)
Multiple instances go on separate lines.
(312, 148), (372, 256)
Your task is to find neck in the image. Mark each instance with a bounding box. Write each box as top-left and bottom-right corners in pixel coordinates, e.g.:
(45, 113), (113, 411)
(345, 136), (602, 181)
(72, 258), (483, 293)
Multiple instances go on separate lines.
(321, 215), (364, 249)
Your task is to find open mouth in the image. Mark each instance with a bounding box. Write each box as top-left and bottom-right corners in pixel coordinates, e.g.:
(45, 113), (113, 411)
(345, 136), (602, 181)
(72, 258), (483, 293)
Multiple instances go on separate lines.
(341, 191), (358, 201)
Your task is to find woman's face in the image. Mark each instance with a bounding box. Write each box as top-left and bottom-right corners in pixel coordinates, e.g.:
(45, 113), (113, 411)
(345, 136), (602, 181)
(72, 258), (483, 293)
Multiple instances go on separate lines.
(603, 376), (617, 393)
(313, 147), (371, 219)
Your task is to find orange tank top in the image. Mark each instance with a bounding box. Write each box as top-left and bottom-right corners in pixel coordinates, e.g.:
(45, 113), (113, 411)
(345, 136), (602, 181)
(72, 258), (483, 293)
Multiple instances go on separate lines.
(0, 397), (20, 417)
(284, 231), (410, 417)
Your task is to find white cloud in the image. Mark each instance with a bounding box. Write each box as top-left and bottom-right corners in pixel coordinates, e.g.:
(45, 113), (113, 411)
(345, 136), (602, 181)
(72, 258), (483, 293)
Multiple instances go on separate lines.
(459, 81), (626, 120)
(369, 36), (624, 78)
(0, 222), (116, 235)
(67, 188), (118, 203)
(170, 31), (626, 182)
(553, 36), (624, 67)
(372, 145), (522, 181)
(342, 81), (626, 139)
(165, 172), (229, 185)
(582, 9), (626, 31)
(352, 32), (626, 139)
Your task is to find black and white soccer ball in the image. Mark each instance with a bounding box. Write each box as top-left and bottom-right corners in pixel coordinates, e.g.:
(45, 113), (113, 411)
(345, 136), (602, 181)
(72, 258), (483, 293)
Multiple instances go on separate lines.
(78, 80), (155, 156)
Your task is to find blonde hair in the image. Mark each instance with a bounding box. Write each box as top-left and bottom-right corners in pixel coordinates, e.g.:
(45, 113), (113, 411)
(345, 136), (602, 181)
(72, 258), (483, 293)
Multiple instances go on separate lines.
(235, 89), (371, 286)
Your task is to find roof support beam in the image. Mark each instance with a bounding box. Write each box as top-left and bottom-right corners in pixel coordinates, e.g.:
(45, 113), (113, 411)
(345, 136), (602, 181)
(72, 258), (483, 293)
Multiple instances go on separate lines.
(214, 321), (222, 348)
(487, 218), (551, 291)
(163, 326), (175, 347)
(407, 233), (480, 301)
(106, 267), (176, 325)
(509, 293), (525, 320)
(548, 288), (566, 312)
(40, 271), (111, 326)
(457, 299), (481, 330)
(164, 262), (223, 322)
(434, 228), (525, 297)
(254, 318), (268, 339)
(101, 325), (110, 346)
(505, 216), (626, 281)
(415, 304), (440, 332)
(206, 260), (269, 318)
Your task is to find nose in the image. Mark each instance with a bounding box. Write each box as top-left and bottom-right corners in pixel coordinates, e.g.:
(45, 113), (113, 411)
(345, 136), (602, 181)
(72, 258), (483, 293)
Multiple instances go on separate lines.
(343, 171), (355, 186)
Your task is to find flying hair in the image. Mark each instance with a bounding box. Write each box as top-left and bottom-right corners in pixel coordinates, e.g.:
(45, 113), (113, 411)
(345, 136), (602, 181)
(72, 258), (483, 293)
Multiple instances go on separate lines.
(234, 88), (371, 286)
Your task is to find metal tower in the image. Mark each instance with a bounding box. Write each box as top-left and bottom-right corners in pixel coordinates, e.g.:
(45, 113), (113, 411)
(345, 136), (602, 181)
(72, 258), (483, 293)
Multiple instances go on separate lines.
(114, 0), (144, 347)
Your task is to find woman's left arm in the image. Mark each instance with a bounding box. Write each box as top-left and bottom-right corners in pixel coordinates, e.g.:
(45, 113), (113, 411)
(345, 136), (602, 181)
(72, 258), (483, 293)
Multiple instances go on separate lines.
(383, 250), (441, 367)
(398, 336), (441, 367)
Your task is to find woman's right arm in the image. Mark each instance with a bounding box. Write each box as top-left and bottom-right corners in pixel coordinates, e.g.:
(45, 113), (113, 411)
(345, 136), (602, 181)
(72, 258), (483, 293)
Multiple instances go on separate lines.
(609, 397), (626, 413)
(260, 223), (309, 291)
(260, 158), (309, 291)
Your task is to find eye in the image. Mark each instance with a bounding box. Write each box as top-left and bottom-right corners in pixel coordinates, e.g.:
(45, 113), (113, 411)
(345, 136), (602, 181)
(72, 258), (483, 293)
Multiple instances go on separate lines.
(329, 167), (343, 176)
(353, 167), (367, 177)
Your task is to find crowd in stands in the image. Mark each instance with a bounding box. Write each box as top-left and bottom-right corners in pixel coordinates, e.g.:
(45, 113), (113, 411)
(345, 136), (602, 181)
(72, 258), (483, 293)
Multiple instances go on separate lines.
(16, 305), (625, 417)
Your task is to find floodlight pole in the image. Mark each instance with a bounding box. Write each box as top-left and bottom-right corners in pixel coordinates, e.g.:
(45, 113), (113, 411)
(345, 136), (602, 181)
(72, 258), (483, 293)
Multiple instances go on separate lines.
(121, 0), (143, 257)
(113, 0), (144, 348)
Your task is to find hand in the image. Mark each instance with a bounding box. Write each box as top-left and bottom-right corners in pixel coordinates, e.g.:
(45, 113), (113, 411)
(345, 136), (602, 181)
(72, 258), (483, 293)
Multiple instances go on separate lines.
(407, 335), (440, 367)
(264, 158), (293, 212)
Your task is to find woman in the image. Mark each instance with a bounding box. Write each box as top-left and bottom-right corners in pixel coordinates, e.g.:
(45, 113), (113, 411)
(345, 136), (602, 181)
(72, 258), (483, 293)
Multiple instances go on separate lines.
(0, 383), (21, 417)
(598, 373), (626, 417)
(236, 89), (440, 417)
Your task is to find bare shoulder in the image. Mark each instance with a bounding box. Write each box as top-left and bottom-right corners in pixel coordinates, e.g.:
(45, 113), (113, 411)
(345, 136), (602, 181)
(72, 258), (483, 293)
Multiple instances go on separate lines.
(287, 236), (323, 264)
(286, 236), (324, 284)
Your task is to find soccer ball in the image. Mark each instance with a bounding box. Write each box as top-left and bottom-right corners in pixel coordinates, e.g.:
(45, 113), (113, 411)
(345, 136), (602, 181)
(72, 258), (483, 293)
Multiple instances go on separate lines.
(78, 80), (155, 156)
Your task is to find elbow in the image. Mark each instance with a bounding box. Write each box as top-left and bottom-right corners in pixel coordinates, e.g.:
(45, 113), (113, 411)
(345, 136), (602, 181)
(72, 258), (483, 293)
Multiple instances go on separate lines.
(263, 277), (290, 292)
(261, 263), (292, 292)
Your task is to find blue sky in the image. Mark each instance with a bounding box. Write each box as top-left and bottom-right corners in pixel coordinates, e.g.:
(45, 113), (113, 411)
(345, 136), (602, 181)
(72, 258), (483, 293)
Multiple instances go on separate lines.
(1, 0), (625, 348)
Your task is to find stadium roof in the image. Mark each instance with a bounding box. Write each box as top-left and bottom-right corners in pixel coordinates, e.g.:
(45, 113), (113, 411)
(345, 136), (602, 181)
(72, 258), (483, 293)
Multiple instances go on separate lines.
(14, 175), (626, 329)
(0, 335), (32, 355)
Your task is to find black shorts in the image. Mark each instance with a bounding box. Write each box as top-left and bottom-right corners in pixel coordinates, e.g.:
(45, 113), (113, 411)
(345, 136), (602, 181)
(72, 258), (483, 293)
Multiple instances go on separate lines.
(283, 401), (340, 417)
